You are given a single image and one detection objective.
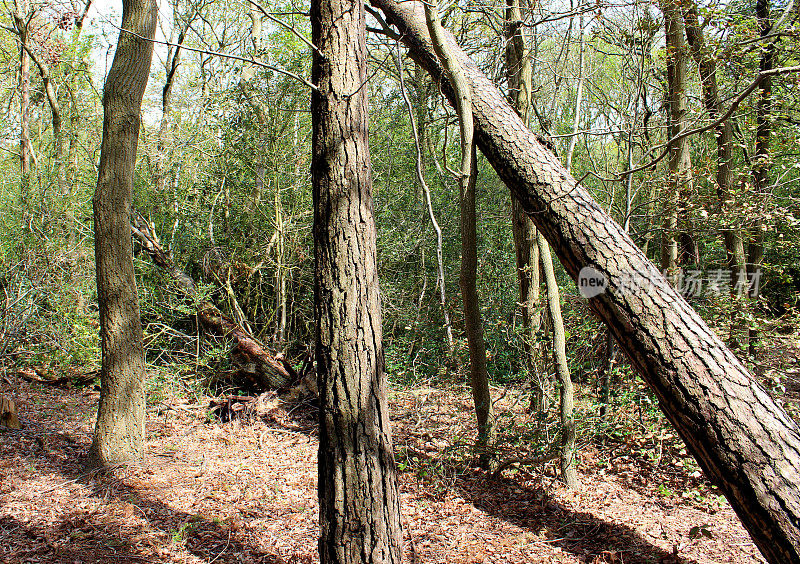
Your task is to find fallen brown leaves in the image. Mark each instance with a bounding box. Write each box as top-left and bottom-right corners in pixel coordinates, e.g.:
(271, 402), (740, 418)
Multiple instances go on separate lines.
(0, 377), (765, 563)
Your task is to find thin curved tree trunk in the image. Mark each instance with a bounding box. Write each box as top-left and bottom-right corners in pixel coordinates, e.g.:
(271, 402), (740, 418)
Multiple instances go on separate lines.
(372, 1), (800, 559)
(549, 11), (581, 484)
(89, 0), (157, 467)
(425, 2), (496, 461)
(312, 0), (401, 558)
(537, 231), (578, 488)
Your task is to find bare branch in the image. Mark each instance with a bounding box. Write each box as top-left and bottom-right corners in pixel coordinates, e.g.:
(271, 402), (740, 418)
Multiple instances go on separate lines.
(113, 24), (318, 91)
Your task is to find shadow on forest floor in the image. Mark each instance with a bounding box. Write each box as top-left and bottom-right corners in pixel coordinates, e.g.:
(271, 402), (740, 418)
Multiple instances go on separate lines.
(2, 380), (759, 563)
(0, 432), (285, 563)
(455, 469), (692, 563)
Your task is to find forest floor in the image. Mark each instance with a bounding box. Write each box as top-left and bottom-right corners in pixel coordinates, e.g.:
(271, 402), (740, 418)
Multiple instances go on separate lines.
(0, 368), (777, 564)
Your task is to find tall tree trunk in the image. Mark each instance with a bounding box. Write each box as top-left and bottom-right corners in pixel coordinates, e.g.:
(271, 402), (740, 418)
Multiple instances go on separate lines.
(535, 8), (581, 473)
(373, 1), (800, 560)
(511, 197), (545, 406)
(682, 0), (748, 345)
(547, 6), (583, 472)
(14, 0), (32, 189)
(425, 2), (496, 460)
(89, 0), (157, 467)
(661, 0), (694, 283)
(747, 0), (775, 353)
(312, 0), (402, 559)
(462, 146), (496, 462)
(537, 231), (578, 488)
(504, 0), (544, 409)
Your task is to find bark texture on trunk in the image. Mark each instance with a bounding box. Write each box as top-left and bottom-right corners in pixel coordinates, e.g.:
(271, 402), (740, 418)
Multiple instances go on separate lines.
(89, 0), (157, 467)
(371, 0), (800, 560)
(312, 0), (402, 559)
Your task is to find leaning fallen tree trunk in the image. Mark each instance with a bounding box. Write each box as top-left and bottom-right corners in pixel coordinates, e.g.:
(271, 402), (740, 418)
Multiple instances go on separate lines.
(130, 214), (294, 390)
(371, 1), (800, 561)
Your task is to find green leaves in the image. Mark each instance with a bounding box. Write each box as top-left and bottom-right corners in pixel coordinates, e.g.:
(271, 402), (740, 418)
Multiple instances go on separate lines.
(689, 524), (714, 540)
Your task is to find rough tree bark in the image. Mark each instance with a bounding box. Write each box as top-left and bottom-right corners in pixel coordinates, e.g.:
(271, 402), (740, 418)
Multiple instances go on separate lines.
(371, 0), (800, 560)
(89, 0), (157, 467)
(312, 0), (402, 558)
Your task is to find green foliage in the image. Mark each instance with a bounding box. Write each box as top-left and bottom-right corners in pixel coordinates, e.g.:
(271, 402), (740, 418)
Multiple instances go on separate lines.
(0, 189), (99, 373)
(689, 524), (714, 540)
(0, 0), (797, 486)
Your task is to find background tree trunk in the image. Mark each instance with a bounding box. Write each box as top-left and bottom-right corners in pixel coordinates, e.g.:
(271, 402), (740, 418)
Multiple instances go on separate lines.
(312, 0), (402, 558)
(661, 0), (693, 283)
(154, 0), (189, 197)
(372, 1), (800, 560)
(682, 0), (748, 346)
(747, 0), (775, 353)
(20, 46), (66, 199)
(504, 0), (545, 410)
(89, 0), (157, 467)
(13, 0), (32, 189)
